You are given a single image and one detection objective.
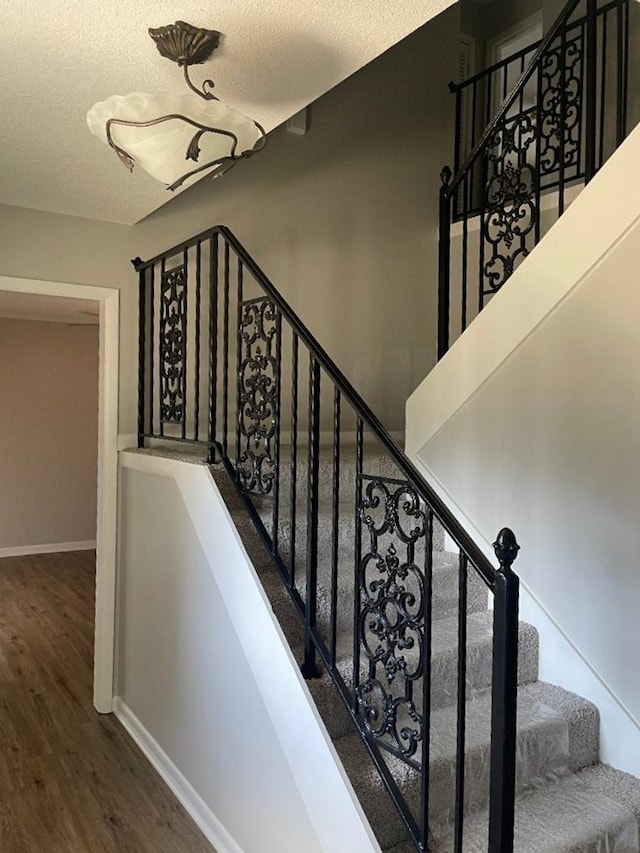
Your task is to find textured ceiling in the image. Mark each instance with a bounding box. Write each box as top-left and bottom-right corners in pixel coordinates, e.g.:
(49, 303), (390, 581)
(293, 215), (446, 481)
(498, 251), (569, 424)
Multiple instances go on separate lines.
(0, 0), (456, 225)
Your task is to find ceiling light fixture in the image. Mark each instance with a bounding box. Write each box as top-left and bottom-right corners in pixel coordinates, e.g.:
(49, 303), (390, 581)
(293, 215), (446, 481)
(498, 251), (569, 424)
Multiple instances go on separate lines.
(87, 21), (266, 191)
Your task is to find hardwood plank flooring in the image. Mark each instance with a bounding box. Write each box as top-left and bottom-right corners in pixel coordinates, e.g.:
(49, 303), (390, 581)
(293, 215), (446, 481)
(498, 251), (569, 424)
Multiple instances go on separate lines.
(0, 551), (215, 852)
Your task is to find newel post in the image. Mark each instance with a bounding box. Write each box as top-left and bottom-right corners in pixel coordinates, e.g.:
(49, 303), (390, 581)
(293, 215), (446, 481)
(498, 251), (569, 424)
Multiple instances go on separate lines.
(488, 528), (521, 853)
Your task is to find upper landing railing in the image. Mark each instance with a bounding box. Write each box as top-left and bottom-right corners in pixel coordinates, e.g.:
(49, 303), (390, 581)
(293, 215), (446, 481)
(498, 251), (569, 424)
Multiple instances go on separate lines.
(438, 0), (630, 357)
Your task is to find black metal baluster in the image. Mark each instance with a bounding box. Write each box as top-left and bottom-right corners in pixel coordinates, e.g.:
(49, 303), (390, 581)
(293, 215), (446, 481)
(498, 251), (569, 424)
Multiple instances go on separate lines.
(208, 233), (219, 463)
(478, 158), (488, 315)
(137, 265), (146, 447)
(182, 247), (188, 440)
(272, 310), (282, 557)
(535, 49), (543, 244)
(453, 552), (468, 853)
(289, 333), (299, 588)
(461, 171), (469, 335)
(235, 259), (244, 477)
(616, 0), (627, 147)
(598, 12), (607, 169)
(159, 257), (166, 437)
(330, 386), (341, 667)
(222, 240), (230, 459)
(352, 417), (364, 714)
(559, 25), (567, 216)
(149, 265), (155, 439)
(470, 80), (478, 166)
(488, 528), (521, 853)
(621, 0), (629, 144)
(420, 510), (435, 845)
(301, 355), (321, 680)
(438, 168), (452, 359)
(194, 241), (202, 442)
(585, 0), (598, 182)
(453, 83), (463, 176)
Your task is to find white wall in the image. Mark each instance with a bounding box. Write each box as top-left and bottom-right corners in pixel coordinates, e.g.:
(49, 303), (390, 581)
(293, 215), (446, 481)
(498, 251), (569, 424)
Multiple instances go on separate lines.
(406, 124), (640, 775)
(117, 452), (380, 853)
(0, 318), (98, 552)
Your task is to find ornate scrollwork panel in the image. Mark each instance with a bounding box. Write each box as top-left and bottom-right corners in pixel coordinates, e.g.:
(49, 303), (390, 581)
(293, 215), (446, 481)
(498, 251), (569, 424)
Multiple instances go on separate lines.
(482, 113), (538, 297)
(538, 34), (583, 178)
(237, 298), (280, 496)
(159, 266), (186, 424)
(356, 476), (427, 761)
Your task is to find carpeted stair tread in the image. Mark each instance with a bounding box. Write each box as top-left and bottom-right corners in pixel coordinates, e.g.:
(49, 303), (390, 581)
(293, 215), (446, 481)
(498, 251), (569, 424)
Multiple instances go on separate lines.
(578, 763), (640, 821)
(308, 612), (539, 739)
(333, 681), (598, 835)
(256, 498), (446, 557)
(429, 765), (640, 853)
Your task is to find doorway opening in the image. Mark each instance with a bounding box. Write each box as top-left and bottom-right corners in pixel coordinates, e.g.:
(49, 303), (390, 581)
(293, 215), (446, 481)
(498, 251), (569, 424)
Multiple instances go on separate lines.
(0, 275), (119, 712)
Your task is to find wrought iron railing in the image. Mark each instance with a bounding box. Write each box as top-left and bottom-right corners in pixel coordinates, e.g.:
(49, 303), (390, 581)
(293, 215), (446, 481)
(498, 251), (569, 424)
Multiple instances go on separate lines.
(439, 0), (629, 357)
(134, 226), (521, 852)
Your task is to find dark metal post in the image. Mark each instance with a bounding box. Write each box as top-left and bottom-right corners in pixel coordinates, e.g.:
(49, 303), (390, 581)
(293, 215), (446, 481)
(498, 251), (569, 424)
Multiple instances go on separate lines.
(301, 356), (322, 679)
(585, 0), (598, 182)
(136, 263), (146, 448)
(616, 0), (629, 147)
(207, 233), (219, 464)
(488, 528), (521, 853)
(438, 167), (453, 360)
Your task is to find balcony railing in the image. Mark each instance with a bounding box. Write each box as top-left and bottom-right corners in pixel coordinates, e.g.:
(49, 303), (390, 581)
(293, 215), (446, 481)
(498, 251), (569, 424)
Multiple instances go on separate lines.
(439, 0), (629, 357)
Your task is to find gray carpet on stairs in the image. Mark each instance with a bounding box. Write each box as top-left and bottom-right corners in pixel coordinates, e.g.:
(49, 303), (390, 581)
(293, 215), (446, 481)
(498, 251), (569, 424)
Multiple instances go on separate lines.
(135, 448), (640, 852)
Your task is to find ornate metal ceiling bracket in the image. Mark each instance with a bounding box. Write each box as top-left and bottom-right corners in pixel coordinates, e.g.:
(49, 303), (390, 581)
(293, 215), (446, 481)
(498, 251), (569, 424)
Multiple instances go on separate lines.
(149, 21), (222, 101)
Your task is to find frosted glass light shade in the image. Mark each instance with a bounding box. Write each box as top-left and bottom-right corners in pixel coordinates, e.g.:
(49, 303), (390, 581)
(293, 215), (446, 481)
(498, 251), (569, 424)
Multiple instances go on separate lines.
(87, 91), (263, 189)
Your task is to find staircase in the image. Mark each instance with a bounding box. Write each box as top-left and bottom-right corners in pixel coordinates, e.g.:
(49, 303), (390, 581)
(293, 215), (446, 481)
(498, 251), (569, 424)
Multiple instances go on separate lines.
(131, 0), (640, 848)
(204, 452), (640, 853)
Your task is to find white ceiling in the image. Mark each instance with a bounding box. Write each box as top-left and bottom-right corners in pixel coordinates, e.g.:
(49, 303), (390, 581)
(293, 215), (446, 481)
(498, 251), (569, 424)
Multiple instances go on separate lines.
(0, 292), (99, 325)
(0, 0), (456, 226)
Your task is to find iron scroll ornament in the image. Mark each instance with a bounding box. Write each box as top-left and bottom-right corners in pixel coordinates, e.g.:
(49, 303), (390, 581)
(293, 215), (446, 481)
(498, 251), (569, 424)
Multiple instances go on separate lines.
(237, 298), (281, 497)
(159, 266), (186, 424)
(538, 35), (583, 177)
(482, 112), (538, 296)
(356, 476), (427, 762)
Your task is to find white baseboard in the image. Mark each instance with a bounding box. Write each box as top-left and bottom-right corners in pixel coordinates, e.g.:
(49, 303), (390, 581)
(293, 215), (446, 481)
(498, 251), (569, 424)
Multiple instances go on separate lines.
(0, 540), (97, 558)
(112, 697), (244, 853)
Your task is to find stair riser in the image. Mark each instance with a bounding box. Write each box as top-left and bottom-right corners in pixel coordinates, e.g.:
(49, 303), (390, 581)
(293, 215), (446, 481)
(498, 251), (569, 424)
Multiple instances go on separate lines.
(309, 623), (539, 741)
(276, 455), (407, 504)
(426, 720), (571, 828)
(254, 497), (446, 554)
(367, 720), (572, 839)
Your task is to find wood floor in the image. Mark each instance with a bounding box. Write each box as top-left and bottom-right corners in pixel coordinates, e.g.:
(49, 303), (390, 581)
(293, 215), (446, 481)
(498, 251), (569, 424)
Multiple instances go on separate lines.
(0, 551), (215, 852)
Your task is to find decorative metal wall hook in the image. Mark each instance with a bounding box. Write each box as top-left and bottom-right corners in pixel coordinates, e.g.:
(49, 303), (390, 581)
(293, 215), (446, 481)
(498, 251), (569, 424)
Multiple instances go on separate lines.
(87, 21), (266, 191)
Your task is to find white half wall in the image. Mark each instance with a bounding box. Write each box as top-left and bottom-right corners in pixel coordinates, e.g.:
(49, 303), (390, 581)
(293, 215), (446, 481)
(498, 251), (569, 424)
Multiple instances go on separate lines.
(117, 451), (380, 853)
(405, 123), (640, 776)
